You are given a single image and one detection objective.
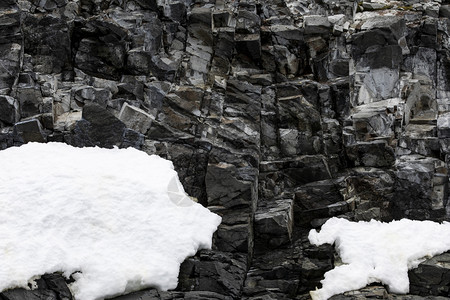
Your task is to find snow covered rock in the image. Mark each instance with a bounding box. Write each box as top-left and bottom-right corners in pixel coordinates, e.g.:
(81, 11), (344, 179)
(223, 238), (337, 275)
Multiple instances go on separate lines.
(0, 142), (221, 300)
(308, 218), (450, 300)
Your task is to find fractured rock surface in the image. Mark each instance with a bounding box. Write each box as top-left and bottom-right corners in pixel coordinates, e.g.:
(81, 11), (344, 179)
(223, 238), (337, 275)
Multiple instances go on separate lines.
(1, 0), (450, 298)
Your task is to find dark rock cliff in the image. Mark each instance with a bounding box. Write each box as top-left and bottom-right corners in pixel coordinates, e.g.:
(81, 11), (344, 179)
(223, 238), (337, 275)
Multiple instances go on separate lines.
(1, 0), (450, 299)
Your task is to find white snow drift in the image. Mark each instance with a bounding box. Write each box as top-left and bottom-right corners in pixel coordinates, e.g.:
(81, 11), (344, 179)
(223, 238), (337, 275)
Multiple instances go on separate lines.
(309, 217), (450, 300)
(0, 142), (221, 300)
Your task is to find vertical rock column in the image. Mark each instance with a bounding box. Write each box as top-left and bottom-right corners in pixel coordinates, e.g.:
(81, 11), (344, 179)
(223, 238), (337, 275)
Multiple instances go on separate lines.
(0, 1), (21, 95)
(0, 1), (23, 148)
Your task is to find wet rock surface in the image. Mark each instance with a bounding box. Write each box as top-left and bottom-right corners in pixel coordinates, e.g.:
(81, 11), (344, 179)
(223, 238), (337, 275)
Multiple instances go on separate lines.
(1, 0), (450, 299)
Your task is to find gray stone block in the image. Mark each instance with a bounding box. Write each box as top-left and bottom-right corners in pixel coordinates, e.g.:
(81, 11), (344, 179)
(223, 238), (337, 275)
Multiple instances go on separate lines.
(118, 103), (153, 135)
(13, 119), (47, 143)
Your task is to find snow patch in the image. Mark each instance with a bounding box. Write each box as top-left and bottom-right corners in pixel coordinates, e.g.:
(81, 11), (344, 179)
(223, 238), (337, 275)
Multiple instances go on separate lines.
(309, 217), (450, 300)
(0, 142), (222, 300)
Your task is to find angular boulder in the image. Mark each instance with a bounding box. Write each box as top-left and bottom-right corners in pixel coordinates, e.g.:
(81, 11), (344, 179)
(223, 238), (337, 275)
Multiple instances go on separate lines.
(118, 103), (153, 135)
(13, 119), (47, 143)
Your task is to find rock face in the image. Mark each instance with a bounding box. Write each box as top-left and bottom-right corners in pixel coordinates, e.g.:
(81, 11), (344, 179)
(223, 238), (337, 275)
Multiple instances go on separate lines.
(1, 0), (450, 299)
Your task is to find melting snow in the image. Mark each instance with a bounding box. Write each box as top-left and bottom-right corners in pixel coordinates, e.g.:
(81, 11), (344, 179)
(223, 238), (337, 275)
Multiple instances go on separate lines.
(0, 142), (221, 300)
(309, 217), (450, 300)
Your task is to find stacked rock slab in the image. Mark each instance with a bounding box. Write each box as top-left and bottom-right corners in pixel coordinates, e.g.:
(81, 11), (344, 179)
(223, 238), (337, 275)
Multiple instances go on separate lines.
(1, 0), (450, 299)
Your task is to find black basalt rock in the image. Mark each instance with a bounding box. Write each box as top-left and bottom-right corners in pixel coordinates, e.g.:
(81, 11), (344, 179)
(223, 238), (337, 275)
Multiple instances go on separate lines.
(69, 102), (126, 148)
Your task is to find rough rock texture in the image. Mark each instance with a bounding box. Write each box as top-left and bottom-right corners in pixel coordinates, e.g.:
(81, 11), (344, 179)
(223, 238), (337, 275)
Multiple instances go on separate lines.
(409, 252), (450, 297)
(1, 0), (450, 299)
